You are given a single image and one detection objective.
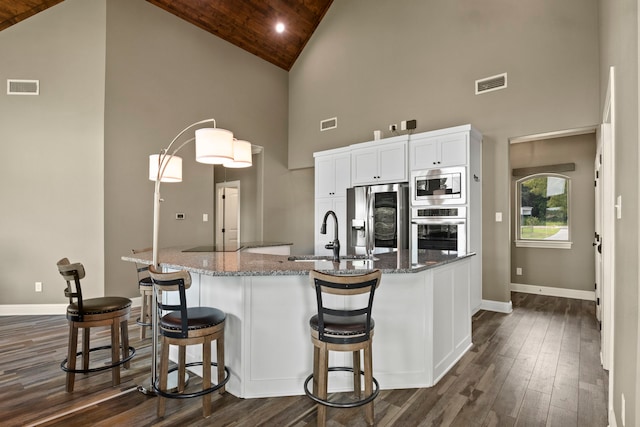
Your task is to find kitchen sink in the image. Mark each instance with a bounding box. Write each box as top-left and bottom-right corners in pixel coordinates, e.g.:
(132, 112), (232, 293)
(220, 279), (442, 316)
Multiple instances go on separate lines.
(287, 255), (379, 262)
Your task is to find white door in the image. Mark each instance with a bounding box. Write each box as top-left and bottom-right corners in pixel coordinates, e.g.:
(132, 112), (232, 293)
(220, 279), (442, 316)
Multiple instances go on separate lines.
(216, 181), (240, 249)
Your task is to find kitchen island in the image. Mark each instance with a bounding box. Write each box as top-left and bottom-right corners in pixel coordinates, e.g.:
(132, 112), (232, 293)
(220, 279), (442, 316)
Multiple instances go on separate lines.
(122, 247), (474, 398)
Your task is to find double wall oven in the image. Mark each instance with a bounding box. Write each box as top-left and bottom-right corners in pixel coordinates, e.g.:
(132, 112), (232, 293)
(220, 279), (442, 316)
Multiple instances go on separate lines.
(410, 167), (468, 264)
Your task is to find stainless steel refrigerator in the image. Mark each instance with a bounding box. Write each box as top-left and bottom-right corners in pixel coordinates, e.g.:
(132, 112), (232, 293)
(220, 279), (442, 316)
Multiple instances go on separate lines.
(346, 183), (409, 256)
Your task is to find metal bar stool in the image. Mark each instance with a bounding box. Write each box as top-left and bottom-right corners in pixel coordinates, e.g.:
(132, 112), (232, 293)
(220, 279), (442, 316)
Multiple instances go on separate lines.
(131, 247), (153, 339)
(57, 258), (135, 392)
(149, 266), (229, 418)
(304, 269), (382, 426)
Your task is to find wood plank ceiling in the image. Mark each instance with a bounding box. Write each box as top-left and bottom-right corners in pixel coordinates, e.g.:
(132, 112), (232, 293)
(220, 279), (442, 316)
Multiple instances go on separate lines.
(0, 0), (333, 71)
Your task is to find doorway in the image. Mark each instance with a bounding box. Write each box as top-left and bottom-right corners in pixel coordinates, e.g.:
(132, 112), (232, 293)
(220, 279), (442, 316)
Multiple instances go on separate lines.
(216, 180), (240, 249)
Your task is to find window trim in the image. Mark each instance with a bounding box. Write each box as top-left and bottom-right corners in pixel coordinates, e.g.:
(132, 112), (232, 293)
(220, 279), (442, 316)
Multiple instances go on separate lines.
(514, 173), (572, 249)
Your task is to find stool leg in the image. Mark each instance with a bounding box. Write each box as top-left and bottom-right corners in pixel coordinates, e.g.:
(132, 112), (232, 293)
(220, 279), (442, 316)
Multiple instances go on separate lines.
(203, 336), (212, 417)
(120, 318), (130, 369)
(312, 346), (320, 395)
(178, 345), (186, 393)
(111, 319), (121, 386)
(82, 327), (90, 372)
(139, 289), (147, 340)
(217, 334), (226, 395)
(363, 343), (374, 425)
(158, 338), (169, 417)
(66, 323), (78, 392)
(317, 345), (328, 426)
(353, 350), (361, 398)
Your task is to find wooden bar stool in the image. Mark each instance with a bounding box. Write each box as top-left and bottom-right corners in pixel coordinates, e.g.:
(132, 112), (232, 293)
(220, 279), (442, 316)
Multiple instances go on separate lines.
(131, 247), (153, 339)
(149, 266), (229, 418)
(57, 258), (135, 392)
(303, 269), (382, 426)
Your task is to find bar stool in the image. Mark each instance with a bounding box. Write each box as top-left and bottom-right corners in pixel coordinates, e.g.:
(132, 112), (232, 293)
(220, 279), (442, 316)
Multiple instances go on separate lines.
(57, 258), (135, 392)
(131, 247), (153, 339)
(303, 269), (382, 426)
(149, 266), (229, 418)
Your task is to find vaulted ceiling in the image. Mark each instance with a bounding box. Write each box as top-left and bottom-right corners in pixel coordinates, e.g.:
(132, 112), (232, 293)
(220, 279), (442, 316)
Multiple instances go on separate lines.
(0, 0), (333, 70)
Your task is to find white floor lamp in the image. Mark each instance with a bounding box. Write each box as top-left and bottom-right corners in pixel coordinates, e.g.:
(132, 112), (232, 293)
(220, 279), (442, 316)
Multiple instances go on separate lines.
(143, 118), (249, 395)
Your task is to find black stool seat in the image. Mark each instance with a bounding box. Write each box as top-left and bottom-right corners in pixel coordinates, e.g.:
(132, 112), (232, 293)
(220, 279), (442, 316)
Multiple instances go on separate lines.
(310, 314), (375, 337)
(161, 307), (226, 333)
(67, 297), (132, 320)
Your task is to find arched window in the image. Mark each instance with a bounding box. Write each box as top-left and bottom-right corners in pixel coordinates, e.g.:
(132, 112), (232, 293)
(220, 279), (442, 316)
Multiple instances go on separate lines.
(515, 173), (571, 249)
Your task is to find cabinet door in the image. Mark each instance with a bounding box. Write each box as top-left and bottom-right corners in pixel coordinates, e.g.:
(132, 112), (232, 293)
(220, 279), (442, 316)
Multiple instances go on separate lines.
(333, 153), (351, 197)
(351, 147), (379, 186)
(316, 156), (336, 197)
(439, 133), (467, 167)
(410, 138), (439, 170)
(378, 142), (407, 182)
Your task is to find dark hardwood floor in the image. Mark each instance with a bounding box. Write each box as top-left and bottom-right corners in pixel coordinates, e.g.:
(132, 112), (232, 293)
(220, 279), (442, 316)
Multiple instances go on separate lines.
(0, 292), (608, 426)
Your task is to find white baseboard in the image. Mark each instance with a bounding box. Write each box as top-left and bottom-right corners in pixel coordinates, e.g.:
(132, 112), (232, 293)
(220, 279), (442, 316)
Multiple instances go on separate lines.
(510, 283), (595, 301)
(609, 409), (617, 427)
(480, 299), (513, 313)
(0, 297), (142, 316)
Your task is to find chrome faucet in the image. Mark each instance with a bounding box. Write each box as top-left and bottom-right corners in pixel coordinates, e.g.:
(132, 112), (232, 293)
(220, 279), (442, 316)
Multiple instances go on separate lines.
(321, 210), (340, 262)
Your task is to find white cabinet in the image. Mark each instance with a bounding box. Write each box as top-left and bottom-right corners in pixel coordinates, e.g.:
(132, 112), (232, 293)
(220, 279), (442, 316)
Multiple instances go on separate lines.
(410, 132), (467, 170)
(351, 139), (407, 186)
(315, 152), (350, 198)
(314, 149), (350, 256)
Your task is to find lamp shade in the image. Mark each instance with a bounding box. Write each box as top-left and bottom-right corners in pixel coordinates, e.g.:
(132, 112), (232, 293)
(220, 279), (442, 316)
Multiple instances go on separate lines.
(225, 139), (253, 168)
(149, 154), (182, 182)
(195, 128), (234, 164)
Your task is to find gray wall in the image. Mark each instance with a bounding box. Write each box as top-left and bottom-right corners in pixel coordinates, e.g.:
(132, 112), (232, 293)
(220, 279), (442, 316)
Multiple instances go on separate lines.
(510, 134), (596, 291)
(0, 0), (106, 303)
(289, 0), (600, 303)
(104, 0), (296, 298)
(599, 0), (639, 425)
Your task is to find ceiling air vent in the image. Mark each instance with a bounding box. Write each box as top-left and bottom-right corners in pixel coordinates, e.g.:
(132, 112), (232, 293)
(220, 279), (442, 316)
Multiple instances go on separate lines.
(475, 73), (507, 95)
(7, 79), (39, 95)
(320, 117), (337, 131)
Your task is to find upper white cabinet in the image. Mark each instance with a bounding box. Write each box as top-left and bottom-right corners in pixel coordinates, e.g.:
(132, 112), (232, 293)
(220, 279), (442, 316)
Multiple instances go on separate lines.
(351, 139), (407, 186)
(314, 148), (351, 255)
(315, 150), (351, 198)
(410, 132), (467, 170)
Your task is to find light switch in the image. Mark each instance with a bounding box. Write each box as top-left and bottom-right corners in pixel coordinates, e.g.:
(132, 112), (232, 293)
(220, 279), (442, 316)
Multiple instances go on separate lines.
(203, 213), (209, 222)
(495, 212), (503, 222)
(615, 195), (622, 219)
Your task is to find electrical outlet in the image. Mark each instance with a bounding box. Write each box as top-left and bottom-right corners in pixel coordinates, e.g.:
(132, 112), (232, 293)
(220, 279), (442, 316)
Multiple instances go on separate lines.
(35, 282), (42, 292)
(176, 213), (185, 220)
(516, 267), (523, 276)
(389, 124), (397, 131)
(495, 212), (503, 222)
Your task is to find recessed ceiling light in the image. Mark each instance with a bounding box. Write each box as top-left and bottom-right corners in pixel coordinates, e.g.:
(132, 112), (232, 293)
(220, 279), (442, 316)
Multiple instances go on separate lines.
(275, 22), (285, 33)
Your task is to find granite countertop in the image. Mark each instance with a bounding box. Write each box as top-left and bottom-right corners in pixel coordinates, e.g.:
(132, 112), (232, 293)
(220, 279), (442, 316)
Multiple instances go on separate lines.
(122, 246), (475, 277)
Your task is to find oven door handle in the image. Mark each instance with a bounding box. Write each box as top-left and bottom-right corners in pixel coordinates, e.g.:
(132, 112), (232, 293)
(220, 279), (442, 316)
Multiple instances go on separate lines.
(412, 219), (466, 225)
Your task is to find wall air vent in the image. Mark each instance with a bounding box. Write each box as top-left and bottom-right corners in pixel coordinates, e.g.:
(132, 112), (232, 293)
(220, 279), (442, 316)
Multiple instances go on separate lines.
(475, 73), (507, 95)
(320, 117), (337, 131)
(7, 79), (39, 95)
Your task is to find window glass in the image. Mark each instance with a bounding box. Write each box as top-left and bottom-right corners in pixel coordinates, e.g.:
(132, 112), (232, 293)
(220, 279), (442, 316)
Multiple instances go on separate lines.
(517, 174), (569, 242)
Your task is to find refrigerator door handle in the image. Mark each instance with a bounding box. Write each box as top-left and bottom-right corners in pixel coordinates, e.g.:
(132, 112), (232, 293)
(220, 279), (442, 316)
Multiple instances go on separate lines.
(366, 187), (374, 257)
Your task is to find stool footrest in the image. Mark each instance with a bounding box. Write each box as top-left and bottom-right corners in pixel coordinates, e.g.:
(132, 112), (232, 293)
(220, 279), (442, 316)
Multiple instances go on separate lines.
(135, 316), (152, 327)
(61, 345), (136, 374)
(304, 366), (380, 409)
(153, 361), (230, 399)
